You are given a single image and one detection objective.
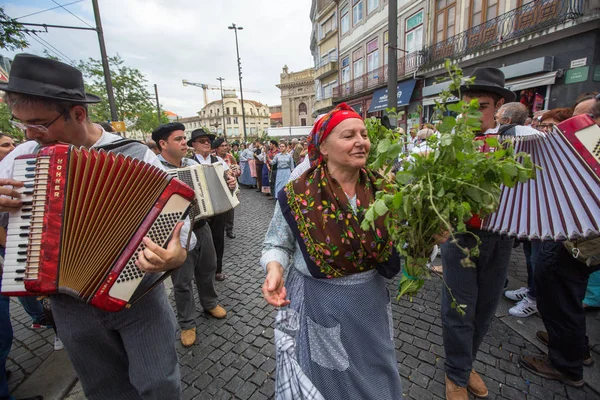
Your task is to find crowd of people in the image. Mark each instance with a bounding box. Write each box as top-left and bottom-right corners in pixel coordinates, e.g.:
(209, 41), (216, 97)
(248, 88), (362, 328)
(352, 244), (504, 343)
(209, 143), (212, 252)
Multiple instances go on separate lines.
(0, 54), (599, 400)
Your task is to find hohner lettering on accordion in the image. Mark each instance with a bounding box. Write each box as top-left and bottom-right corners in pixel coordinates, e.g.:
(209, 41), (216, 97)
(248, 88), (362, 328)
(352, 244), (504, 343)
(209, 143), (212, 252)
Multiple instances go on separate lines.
(0, 144), (195, 312)
(483, 115), (600, 241)
(166, 162), (240, 221)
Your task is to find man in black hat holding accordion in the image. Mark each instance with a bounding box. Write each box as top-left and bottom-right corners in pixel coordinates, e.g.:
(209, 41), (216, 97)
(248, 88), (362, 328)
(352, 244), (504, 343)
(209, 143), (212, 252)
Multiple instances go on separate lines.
(0, 54), (188, 399)
(439, 67), (517, 400)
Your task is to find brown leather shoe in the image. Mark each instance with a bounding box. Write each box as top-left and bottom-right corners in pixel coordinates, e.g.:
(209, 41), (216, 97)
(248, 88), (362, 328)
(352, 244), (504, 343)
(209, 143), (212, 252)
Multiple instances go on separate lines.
(180, 327), (196, 347)
(467, 370), (489, 398)
(206, 305), (227, 319)
(445, 375), (468, 400)
(519, 354), (584, 387)
(536, 331), (594, 366)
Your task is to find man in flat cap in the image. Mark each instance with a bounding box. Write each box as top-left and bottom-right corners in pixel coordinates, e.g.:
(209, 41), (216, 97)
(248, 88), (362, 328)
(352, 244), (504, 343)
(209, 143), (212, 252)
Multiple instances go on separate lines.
(154, 125), (234, 347)
(0, 54), (189, 399)
(188, 129), (237, 281)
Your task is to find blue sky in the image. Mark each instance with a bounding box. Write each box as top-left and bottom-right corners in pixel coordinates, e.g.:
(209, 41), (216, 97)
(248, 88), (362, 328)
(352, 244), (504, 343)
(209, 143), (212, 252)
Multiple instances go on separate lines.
(3, 0), (314, 117)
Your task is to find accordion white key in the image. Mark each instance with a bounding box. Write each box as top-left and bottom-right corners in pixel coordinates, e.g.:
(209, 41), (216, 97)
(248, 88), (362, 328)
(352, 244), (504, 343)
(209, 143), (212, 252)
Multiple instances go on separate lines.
(167, 162), (239, 221)
(483, 114), (600, 241)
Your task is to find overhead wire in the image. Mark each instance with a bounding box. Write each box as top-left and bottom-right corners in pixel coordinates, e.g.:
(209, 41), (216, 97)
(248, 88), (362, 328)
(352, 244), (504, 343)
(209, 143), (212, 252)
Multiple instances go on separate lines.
(33, 33), (76, 65)
(25, 32), (68, 64)
(15, 0), (86, 20)
(50, 0), (94, 29)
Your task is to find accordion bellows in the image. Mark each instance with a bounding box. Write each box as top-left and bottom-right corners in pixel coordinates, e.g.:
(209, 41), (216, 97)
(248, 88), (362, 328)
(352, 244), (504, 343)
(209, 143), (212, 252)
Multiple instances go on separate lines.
(483, 115), (600, 241)
(2, 144), (194, 311)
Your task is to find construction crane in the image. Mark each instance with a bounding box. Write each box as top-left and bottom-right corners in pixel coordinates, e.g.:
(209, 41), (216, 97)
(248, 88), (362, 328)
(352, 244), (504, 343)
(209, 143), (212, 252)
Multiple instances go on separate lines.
(182, 79), (260, 106)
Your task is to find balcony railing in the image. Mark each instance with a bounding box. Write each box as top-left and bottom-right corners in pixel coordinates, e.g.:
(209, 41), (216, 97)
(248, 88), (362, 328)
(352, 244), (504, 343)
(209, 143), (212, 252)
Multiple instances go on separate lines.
(315, 54), (339, 70)
(420, 0), (583, 68)
(333, 51), (422, 99)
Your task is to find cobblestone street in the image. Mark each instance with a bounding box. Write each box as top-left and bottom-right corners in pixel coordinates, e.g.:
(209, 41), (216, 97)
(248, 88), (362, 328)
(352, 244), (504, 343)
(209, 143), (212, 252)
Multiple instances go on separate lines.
(7, 187), (600, 400)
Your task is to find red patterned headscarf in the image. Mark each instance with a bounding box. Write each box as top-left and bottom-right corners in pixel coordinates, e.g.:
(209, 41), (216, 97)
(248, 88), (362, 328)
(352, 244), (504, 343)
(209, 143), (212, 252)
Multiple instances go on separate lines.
(307, 103), (362, 167)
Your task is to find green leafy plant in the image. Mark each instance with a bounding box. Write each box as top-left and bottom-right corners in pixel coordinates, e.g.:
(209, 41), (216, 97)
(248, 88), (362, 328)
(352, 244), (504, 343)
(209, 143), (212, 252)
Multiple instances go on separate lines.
(361, 61), (536, 315)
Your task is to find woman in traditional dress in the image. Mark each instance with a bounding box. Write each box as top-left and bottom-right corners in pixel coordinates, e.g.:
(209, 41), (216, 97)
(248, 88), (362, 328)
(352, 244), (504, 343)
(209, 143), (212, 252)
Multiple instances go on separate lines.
(270, 142), (294, 197)
(260, 103), (403, 400)
(239, 144), (257, 187)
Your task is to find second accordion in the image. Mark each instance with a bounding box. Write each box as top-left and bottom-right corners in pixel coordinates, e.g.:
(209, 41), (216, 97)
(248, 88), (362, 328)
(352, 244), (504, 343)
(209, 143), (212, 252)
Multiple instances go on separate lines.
(483, 114), (600, 241)
(1, 144), (195, 311)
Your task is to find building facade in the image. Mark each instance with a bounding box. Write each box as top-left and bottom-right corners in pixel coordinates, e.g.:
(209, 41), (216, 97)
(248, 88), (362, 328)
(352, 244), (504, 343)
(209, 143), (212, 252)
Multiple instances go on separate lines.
(318, 0), (599, 131)
(178, 115), (203, 137)
(329, 0), (428, 133)
(310, 0), (340, 116)
(419, 0), (600, 123)
(197, 90), (270, 140)
(277, 66), (316, 127)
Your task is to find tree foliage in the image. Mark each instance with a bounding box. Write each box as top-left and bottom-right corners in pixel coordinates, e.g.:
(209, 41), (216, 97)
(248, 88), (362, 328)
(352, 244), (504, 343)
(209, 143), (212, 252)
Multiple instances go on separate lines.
(0, 7), (28, 51)
(77, 54), (169, 133)
(0, 102), (24, 141)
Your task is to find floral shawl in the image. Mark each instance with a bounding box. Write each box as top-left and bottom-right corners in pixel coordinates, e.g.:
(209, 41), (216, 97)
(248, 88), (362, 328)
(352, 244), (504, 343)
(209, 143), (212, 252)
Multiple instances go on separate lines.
(279, 163), (393, 278)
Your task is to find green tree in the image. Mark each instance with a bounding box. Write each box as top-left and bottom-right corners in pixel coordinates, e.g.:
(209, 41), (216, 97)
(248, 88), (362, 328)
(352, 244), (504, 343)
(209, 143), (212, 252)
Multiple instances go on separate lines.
(0, 102), (24, 141)
(0, 7), (28, 51)
(77, 54), (168, 133)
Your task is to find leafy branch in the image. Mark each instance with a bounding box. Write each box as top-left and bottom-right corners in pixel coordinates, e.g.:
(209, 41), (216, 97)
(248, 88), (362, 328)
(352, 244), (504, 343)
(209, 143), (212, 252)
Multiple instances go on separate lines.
(362, 60), (536, 315)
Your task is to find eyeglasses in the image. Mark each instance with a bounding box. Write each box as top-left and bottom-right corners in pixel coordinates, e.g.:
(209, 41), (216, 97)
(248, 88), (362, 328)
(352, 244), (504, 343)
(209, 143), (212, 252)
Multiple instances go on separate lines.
(10, 110), (68, 133)
(194, 138), (211, 144)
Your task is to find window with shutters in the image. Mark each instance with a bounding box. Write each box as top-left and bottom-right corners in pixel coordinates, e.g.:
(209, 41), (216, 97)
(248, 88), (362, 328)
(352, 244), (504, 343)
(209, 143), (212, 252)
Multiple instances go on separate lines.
(405, 10), (424, 53)
(470, 0), (498, 27)
(434, 0), (456, 43)
(353, 0), (363, 25)
(367, 39), (379, 76)
(341, 5), (350, 34)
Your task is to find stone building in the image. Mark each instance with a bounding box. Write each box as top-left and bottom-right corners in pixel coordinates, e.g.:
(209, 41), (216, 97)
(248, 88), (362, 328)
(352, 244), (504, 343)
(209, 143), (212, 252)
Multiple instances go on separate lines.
(197, 90), (270, 140)
(276, 66), (316, 127)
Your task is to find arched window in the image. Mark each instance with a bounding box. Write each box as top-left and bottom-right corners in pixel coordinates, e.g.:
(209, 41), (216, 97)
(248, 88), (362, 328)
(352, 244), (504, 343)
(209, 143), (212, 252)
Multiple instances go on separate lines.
(299, 103), (307, 115)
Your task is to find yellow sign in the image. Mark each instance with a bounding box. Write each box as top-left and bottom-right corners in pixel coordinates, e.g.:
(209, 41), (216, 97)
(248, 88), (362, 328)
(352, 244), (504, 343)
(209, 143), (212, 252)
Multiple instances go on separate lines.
(111, 121), (126, 132)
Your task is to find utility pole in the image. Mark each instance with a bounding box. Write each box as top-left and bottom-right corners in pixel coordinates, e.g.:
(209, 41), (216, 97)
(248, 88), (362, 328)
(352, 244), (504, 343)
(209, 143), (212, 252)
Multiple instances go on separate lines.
(217, 77), (227, 139)
(154, 84), (162, 123)
(228, 23), (247, 142)
(387, 0), (398, 127)
(91, 0), (117, 121)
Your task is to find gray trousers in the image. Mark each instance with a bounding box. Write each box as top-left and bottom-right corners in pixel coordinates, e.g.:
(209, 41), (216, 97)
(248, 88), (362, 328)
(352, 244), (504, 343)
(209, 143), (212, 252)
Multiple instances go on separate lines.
(51, 286), (180, 400)
(441, 230), (513, 387)
(171, 223), (218, 329)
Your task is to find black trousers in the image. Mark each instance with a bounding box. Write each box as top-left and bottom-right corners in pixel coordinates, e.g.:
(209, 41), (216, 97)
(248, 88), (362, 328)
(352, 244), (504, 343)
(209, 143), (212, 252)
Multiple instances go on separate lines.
(208, 214), (226, 275)
(534, 241), (599, 380)
(224, 208), (234, 234)
(255, 162), (264, 191)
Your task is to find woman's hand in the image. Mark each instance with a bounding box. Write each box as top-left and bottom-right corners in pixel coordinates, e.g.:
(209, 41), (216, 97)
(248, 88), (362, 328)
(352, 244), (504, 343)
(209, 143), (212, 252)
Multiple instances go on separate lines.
(262, 262), (290, 307)
(136, 222), (187, 272)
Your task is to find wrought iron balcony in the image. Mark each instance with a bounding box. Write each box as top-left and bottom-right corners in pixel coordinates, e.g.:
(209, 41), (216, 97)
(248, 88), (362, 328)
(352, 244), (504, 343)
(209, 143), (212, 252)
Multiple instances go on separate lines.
(333, 51), (422, 100)
(315, 55), (339, 80)
(419, 0), (584, 68)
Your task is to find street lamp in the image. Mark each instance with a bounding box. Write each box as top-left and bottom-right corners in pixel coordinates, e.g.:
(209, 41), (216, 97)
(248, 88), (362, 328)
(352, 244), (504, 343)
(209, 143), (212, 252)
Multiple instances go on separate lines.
(217, 77), (227, 140)
(228, 23), (247, 143)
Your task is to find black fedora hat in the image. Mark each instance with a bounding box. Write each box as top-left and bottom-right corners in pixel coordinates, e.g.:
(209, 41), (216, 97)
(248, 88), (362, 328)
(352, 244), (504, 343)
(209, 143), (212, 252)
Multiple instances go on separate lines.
(187, 128), (216, 147)
(460, 67), (516, 102)
(0, 53), (101, 103)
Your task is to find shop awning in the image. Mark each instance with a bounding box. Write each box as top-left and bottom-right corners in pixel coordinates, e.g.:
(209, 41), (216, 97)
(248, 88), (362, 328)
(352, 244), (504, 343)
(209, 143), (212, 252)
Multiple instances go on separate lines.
(422, 95), (459, 106)
(505, 71), (557, 92)
(368, 79), (417, 112)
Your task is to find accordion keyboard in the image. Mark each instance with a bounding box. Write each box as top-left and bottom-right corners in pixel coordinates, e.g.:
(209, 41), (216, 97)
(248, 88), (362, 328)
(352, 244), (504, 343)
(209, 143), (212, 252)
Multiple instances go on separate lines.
(3, 156), (50, 293)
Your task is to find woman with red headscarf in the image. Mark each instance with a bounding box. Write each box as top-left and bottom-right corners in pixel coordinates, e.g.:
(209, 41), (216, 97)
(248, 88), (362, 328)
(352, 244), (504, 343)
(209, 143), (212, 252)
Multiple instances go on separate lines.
(260, 104), (403, 399)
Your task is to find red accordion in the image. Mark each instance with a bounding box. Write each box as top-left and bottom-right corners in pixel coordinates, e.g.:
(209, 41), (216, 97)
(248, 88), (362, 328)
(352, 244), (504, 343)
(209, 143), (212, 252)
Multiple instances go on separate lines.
(1, 144), (194, 311)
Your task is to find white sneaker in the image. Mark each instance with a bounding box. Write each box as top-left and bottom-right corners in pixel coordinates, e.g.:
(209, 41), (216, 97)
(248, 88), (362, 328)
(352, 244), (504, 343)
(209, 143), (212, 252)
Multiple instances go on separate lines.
(509, 297), (538, 317)
(53, 336), (64, 351)
(504, 286), (529, 301)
